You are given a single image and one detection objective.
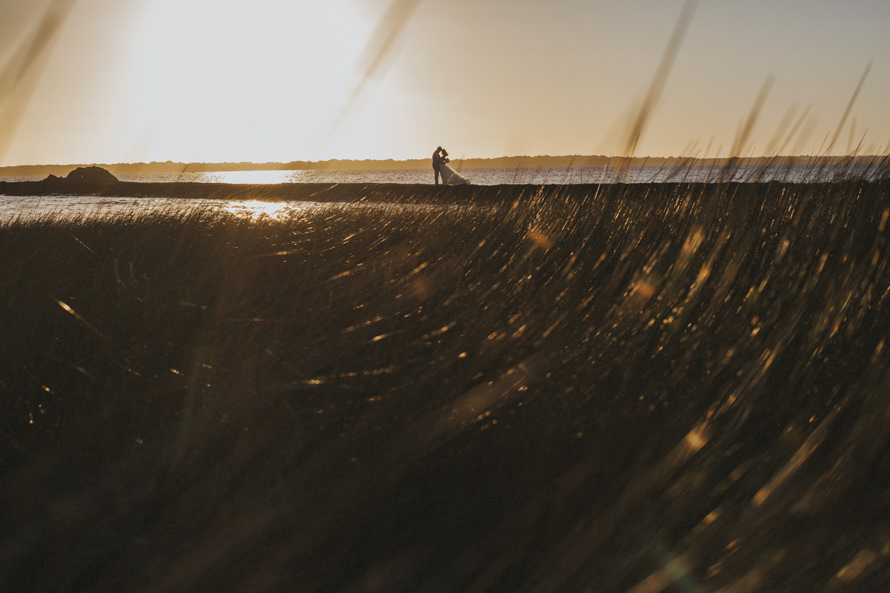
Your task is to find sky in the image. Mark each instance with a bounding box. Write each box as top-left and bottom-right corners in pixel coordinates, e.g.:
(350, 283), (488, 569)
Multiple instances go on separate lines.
(0, 0), (888, 166)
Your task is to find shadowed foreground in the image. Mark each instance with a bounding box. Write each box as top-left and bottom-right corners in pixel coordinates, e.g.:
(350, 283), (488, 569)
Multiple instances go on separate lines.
(1, 180), (890, 592)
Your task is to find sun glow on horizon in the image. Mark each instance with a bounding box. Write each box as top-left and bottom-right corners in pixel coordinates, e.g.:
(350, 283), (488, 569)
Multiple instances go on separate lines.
(127, 0), (372, 163)
(0, 0), (889, 167)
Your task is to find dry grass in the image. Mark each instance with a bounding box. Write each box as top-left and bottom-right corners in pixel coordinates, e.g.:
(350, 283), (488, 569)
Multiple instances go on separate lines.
(1, 177), (890, 592)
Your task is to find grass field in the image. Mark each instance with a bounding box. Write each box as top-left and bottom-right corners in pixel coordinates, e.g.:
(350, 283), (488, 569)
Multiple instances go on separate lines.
(2, 178), (890, 592)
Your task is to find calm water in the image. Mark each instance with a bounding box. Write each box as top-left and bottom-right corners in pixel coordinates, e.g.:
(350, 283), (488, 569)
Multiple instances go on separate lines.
(1, 162), (881, 186)
(0, 195), (310, 223)
(0, 162), (881, 222)
(0, 194), (490, 223)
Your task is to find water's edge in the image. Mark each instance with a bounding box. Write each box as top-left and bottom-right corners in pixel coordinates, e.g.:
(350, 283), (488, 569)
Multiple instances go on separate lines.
(1, 178), (882, 203)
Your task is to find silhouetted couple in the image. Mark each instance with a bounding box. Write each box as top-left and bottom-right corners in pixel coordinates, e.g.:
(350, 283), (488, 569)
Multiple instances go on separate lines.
(432, 146), (469, 185)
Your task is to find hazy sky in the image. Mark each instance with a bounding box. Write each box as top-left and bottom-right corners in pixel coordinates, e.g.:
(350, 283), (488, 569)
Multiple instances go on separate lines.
(0, 0), (888, 166)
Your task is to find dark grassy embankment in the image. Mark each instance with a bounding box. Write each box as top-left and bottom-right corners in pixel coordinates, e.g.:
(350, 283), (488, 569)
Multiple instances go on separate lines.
(0, 178), (495, 204)
(2, 180), (890, 592)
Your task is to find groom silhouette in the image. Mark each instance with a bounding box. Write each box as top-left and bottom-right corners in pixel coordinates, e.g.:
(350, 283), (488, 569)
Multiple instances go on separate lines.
(432, 146), (445, 185)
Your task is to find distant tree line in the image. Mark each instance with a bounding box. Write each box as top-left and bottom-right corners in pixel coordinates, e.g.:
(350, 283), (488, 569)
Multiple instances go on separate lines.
(0, 154), (882, 177)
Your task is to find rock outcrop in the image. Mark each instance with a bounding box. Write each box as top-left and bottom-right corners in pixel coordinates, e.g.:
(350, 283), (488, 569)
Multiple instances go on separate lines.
(43, 166), (119, 184)
(63, 166), (119, 184)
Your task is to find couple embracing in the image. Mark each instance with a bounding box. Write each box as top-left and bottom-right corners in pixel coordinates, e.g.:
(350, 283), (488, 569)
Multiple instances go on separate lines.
(432, 146), (469, 185)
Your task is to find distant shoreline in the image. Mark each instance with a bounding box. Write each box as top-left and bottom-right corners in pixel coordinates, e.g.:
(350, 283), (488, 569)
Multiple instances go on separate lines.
(2, 177), (887, 209)
(1, 154), (884, 178)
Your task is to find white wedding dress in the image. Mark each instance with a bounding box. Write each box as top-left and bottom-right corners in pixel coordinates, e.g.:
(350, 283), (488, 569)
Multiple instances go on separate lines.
(440, 161), (469, 185)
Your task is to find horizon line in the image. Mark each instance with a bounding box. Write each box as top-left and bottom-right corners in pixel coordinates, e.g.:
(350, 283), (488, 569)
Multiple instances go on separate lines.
(1, 153), (887, 172)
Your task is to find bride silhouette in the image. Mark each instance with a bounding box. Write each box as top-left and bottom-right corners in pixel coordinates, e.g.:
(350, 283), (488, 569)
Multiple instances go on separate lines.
(436, 148), (469, 185)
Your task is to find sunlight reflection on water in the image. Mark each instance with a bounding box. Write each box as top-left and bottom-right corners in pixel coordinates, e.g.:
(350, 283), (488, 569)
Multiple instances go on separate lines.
(1, 162), (881, 189)
(222, 199), (312, 220)
(0, 195), (481, 223)
(0, 196), (324, 223)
